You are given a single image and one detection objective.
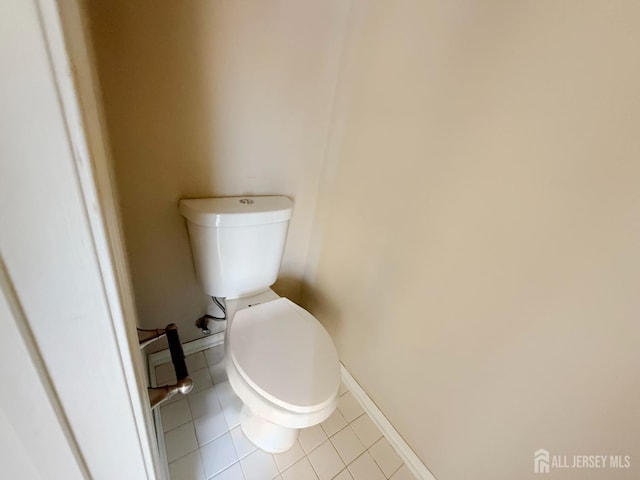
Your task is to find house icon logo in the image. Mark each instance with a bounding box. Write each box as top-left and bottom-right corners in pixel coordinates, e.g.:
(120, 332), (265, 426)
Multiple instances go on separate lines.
(534, 449), (550, 473)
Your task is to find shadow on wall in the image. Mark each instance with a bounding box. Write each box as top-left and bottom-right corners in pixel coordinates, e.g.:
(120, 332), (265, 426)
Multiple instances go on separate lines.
(87, 2), (221, 342)
(299, 279), (345, 351)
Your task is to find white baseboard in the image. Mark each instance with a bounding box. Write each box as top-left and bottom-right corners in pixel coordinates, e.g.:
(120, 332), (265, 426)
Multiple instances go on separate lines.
(148, 331), (225, 371)
(340, 364), (437, 480)
(148, 333), (435, 480)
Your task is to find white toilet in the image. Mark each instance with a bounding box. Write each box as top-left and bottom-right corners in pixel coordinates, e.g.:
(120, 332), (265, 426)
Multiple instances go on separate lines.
(179, 196), (340, 453)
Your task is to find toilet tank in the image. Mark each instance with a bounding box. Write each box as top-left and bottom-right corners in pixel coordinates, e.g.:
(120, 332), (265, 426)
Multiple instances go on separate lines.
(179, 196), (293, 298)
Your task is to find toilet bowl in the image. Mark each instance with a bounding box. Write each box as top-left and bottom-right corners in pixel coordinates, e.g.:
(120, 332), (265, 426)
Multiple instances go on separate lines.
(224, 289), (340, 452)
(178, 195), (340, 452)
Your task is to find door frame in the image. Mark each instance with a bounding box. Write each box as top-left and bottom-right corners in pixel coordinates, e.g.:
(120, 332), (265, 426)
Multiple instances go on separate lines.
(38, 0), (162, 477)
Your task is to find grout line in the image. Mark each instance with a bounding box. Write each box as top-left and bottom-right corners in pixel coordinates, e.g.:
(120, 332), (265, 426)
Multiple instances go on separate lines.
(387, 461), (405, 480)
(304, 445), (324, 480)
(148, 333), (225, 368)
(368, 438), (393, 479)
(195, 450), (208, 480)
(212, 460), (241, 480)
(166, 440), (199, 467)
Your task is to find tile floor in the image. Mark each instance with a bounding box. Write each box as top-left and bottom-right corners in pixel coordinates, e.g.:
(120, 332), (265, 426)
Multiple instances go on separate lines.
(155, 345), (415, 480)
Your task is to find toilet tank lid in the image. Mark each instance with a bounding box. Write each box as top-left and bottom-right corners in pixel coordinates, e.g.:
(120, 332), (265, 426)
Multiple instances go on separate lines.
(178, 196), (293, 227)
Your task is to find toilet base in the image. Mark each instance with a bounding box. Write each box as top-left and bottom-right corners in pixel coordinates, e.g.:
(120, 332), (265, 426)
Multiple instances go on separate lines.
(240, 405), (299, 453)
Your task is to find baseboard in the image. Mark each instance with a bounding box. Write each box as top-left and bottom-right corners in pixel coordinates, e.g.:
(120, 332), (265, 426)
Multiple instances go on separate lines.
(148, 331), (225, 370)
(340, 364), (437, 480)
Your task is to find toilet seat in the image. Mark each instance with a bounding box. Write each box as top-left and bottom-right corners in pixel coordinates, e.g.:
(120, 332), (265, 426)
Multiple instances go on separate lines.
(228, 298), (340, 415)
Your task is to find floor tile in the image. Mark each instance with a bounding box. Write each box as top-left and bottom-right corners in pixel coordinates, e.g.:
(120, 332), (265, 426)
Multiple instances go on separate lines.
(186, 352), (208, 373)
(273, 439), (304, 472)
(337, 392), (364, 423)
(240, 449), (278, 480)
(307, 440), (345, 480)
(204, 345), (225, 366)
(369, 437), (403, 478)
(215, 380), (237, 408)
(190, 367), (213, 393)
(299, 424), (328, 454)
(222, 395), (244, 429)
(188, 387), (222, 419)
(211, 461), (245, 480)
(156, 349), (412, 480)
(330, 426), (365, 465)
(210, 363), (229, 384)
(333, 469), (354, 480)
(321, 409), (347, 437)
(230, 425), (257, 459)
(350, 414), (382, 448)
(347, 452), (385, 480)
(281, 457), (318, 480)
(200, 432), (238, 478)
(161, 397), (192, 432)
(168, 449), (206, 480)
(194, 409), (228, 446)
(389, 464), (414, 480)
(165, 422), (199, 463)
(155, 362), (177, 385)
(339, 381), (348, 396)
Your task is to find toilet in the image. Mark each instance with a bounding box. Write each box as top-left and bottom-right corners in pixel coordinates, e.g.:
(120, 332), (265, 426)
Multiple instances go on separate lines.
(179, 196), (340, 453)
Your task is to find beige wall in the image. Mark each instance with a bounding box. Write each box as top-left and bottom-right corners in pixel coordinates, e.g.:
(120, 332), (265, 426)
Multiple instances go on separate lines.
(86, 0), (349, 341)
(303, 1), (640, 479)
(88, 0), (640, 478)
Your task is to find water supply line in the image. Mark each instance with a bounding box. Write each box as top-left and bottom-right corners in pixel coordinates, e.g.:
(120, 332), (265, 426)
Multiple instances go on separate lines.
(196, 296), (226, 334)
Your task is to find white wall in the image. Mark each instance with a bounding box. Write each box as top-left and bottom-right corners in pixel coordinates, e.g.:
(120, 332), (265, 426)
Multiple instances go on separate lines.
(87, 0), (351, 342)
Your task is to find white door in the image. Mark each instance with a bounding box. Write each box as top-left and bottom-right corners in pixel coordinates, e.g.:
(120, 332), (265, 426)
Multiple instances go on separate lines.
(0, 265), (88, 479)
(0, 0), (160, 478)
